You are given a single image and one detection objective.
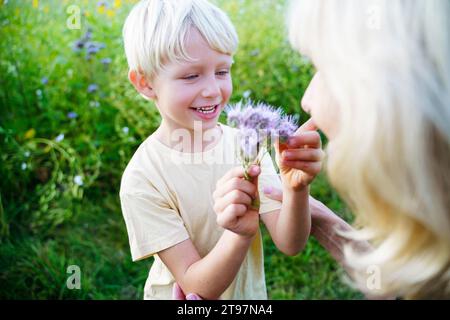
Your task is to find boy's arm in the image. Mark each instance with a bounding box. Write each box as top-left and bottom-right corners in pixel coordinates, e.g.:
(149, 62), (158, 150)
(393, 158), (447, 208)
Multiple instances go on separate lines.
(261, 119), (322, 256)
(159, 231), (254, 300)
(260, 187), (310, 256)
(160, 165), (262, 300)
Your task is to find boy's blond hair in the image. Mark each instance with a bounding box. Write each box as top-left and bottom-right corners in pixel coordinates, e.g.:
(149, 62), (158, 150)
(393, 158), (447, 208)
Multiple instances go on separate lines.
(289, 0), (450, 298)
(123, 0), (238, 80)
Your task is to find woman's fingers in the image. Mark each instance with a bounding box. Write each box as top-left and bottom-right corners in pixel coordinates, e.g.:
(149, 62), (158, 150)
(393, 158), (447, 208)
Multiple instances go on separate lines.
(263, 186), (283, 202)
(172, 282), (186, 300)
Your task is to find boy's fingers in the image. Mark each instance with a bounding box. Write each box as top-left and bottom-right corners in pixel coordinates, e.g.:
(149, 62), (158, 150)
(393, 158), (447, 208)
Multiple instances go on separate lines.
(287, 131), (322, 149)
(216, 165), (260, 188)
(282, 149), (324, 162)
(216, 204), (247, 227)
(214, 190), (252, 213)
(280, 160), (322, 175)
(213, 177), (257, 200)
(216, 167), (245, 187)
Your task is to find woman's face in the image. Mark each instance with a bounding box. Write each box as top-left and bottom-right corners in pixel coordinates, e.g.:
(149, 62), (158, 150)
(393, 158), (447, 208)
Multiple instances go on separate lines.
(301, 72), (340, 139)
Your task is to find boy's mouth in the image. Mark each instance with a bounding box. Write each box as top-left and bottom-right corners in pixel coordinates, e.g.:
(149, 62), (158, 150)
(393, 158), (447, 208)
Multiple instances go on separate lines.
(190, 104), (221, 120)
(191, 104), (220, 114)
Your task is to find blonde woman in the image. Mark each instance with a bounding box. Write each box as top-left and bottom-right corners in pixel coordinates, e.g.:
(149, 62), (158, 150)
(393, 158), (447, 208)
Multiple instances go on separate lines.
(265, 0), (450, 299)
(175, 0), (449, 299)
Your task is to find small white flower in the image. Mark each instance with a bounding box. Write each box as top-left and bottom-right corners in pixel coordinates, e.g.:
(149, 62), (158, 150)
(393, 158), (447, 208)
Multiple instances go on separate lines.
(74, 175), (83, 186)
(55, 133), (64, 142)
(24, 151), (30, 157)
(21, 162), (27, 170)
(36, 89), (42, 97)
(89, 101), (100, 108)
(243, 90), (252, 99)
(122, 127), (129, 134)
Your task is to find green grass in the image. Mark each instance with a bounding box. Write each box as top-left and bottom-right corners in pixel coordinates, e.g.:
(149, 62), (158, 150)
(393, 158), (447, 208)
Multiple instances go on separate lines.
(0, 0), (361, 299)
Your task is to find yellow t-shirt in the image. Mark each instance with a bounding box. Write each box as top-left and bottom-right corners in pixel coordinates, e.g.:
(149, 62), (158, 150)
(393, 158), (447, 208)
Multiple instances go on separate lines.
(119, 123), (282, 299)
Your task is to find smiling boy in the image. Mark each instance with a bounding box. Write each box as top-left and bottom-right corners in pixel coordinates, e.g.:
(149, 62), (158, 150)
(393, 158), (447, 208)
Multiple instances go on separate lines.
(119, 0), (322, 300)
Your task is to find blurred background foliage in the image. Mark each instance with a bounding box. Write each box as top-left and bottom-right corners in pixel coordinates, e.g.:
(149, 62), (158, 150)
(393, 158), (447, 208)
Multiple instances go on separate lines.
(0, 0), (361, 299)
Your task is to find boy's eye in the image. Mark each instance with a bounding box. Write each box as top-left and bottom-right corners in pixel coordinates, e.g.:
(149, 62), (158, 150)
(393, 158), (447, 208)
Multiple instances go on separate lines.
(182, 74), (198, 80)
(216, 70), (230, 76)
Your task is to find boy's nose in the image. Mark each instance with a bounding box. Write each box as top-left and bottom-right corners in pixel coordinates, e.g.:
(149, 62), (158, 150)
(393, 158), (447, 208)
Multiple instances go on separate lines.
(202, 79), (221, 98)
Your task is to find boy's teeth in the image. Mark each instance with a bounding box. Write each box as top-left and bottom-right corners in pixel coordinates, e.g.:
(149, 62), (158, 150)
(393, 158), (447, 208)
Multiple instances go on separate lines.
(196, 105), (217, 114)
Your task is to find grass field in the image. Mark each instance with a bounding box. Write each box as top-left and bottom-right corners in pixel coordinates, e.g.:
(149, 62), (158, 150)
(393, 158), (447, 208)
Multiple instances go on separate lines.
(0, 0), (362, 299)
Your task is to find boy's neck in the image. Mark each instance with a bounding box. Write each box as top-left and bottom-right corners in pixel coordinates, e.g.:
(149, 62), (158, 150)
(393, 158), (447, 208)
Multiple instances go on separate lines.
(153, 122), (223, 153)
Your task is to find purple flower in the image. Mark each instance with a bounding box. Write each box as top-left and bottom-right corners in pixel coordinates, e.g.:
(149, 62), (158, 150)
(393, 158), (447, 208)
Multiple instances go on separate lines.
(239, 128), (259, 160)
(41, 77), (48, 85)
(225, 102), (244, 128)
(226, 100), (280, 133)
(241, 107), (259, 128)
(243, 102), (280, 135)
(101, 58), (112, 65)
(277, 115), (298, 142)
(227, 100), (282, 164)
(72, 29), (93, 53)
(87, 84), (98, 93)
(226, 100), (299, 172)
(83, 29), (93, 42)
(72, 39), (85, 52)
(67, 111), (78, 119)
(250, 49), (260, 57)
(85, 42), (106, 60)
(86, 42), (100, 55)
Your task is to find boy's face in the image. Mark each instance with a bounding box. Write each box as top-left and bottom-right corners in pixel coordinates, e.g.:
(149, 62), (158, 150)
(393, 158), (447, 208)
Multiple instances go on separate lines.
(148, 28), (233, 133)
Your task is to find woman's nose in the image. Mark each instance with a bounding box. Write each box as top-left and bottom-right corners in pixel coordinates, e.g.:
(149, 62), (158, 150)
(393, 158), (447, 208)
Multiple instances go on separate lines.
(301, 87), (312, 114)
(301, 72), (320, 114)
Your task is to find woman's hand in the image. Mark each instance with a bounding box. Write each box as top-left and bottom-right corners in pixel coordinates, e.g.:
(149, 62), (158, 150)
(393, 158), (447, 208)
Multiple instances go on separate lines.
(172, 282), (202, 300)
(277, 119), (324, 191)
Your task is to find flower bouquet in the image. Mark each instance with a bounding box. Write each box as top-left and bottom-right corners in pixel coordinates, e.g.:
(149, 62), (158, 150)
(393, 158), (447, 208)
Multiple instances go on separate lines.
(225, 100), (298, 208)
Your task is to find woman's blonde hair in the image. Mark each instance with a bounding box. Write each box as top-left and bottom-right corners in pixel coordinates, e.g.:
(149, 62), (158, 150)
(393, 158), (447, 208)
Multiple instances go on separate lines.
(289, 0), (450, 299)
(123, 0), (238, 79)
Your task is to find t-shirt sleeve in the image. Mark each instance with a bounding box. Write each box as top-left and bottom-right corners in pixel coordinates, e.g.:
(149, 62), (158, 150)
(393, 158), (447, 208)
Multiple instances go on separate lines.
(120, 188), (190, 262)
(258, 151), (283, 214)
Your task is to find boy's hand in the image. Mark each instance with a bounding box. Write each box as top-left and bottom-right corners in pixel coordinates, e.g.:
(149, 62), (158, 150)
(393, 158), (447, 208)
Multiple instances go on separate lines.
(277, 119), (323, 191)
(213, 165), (261, 238)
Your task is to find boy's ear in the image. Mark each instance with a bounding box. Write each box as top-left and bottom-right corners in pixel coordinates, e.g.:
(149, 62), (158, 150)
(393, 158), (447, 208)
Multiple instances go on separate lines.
(128, 70), (156, 100)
